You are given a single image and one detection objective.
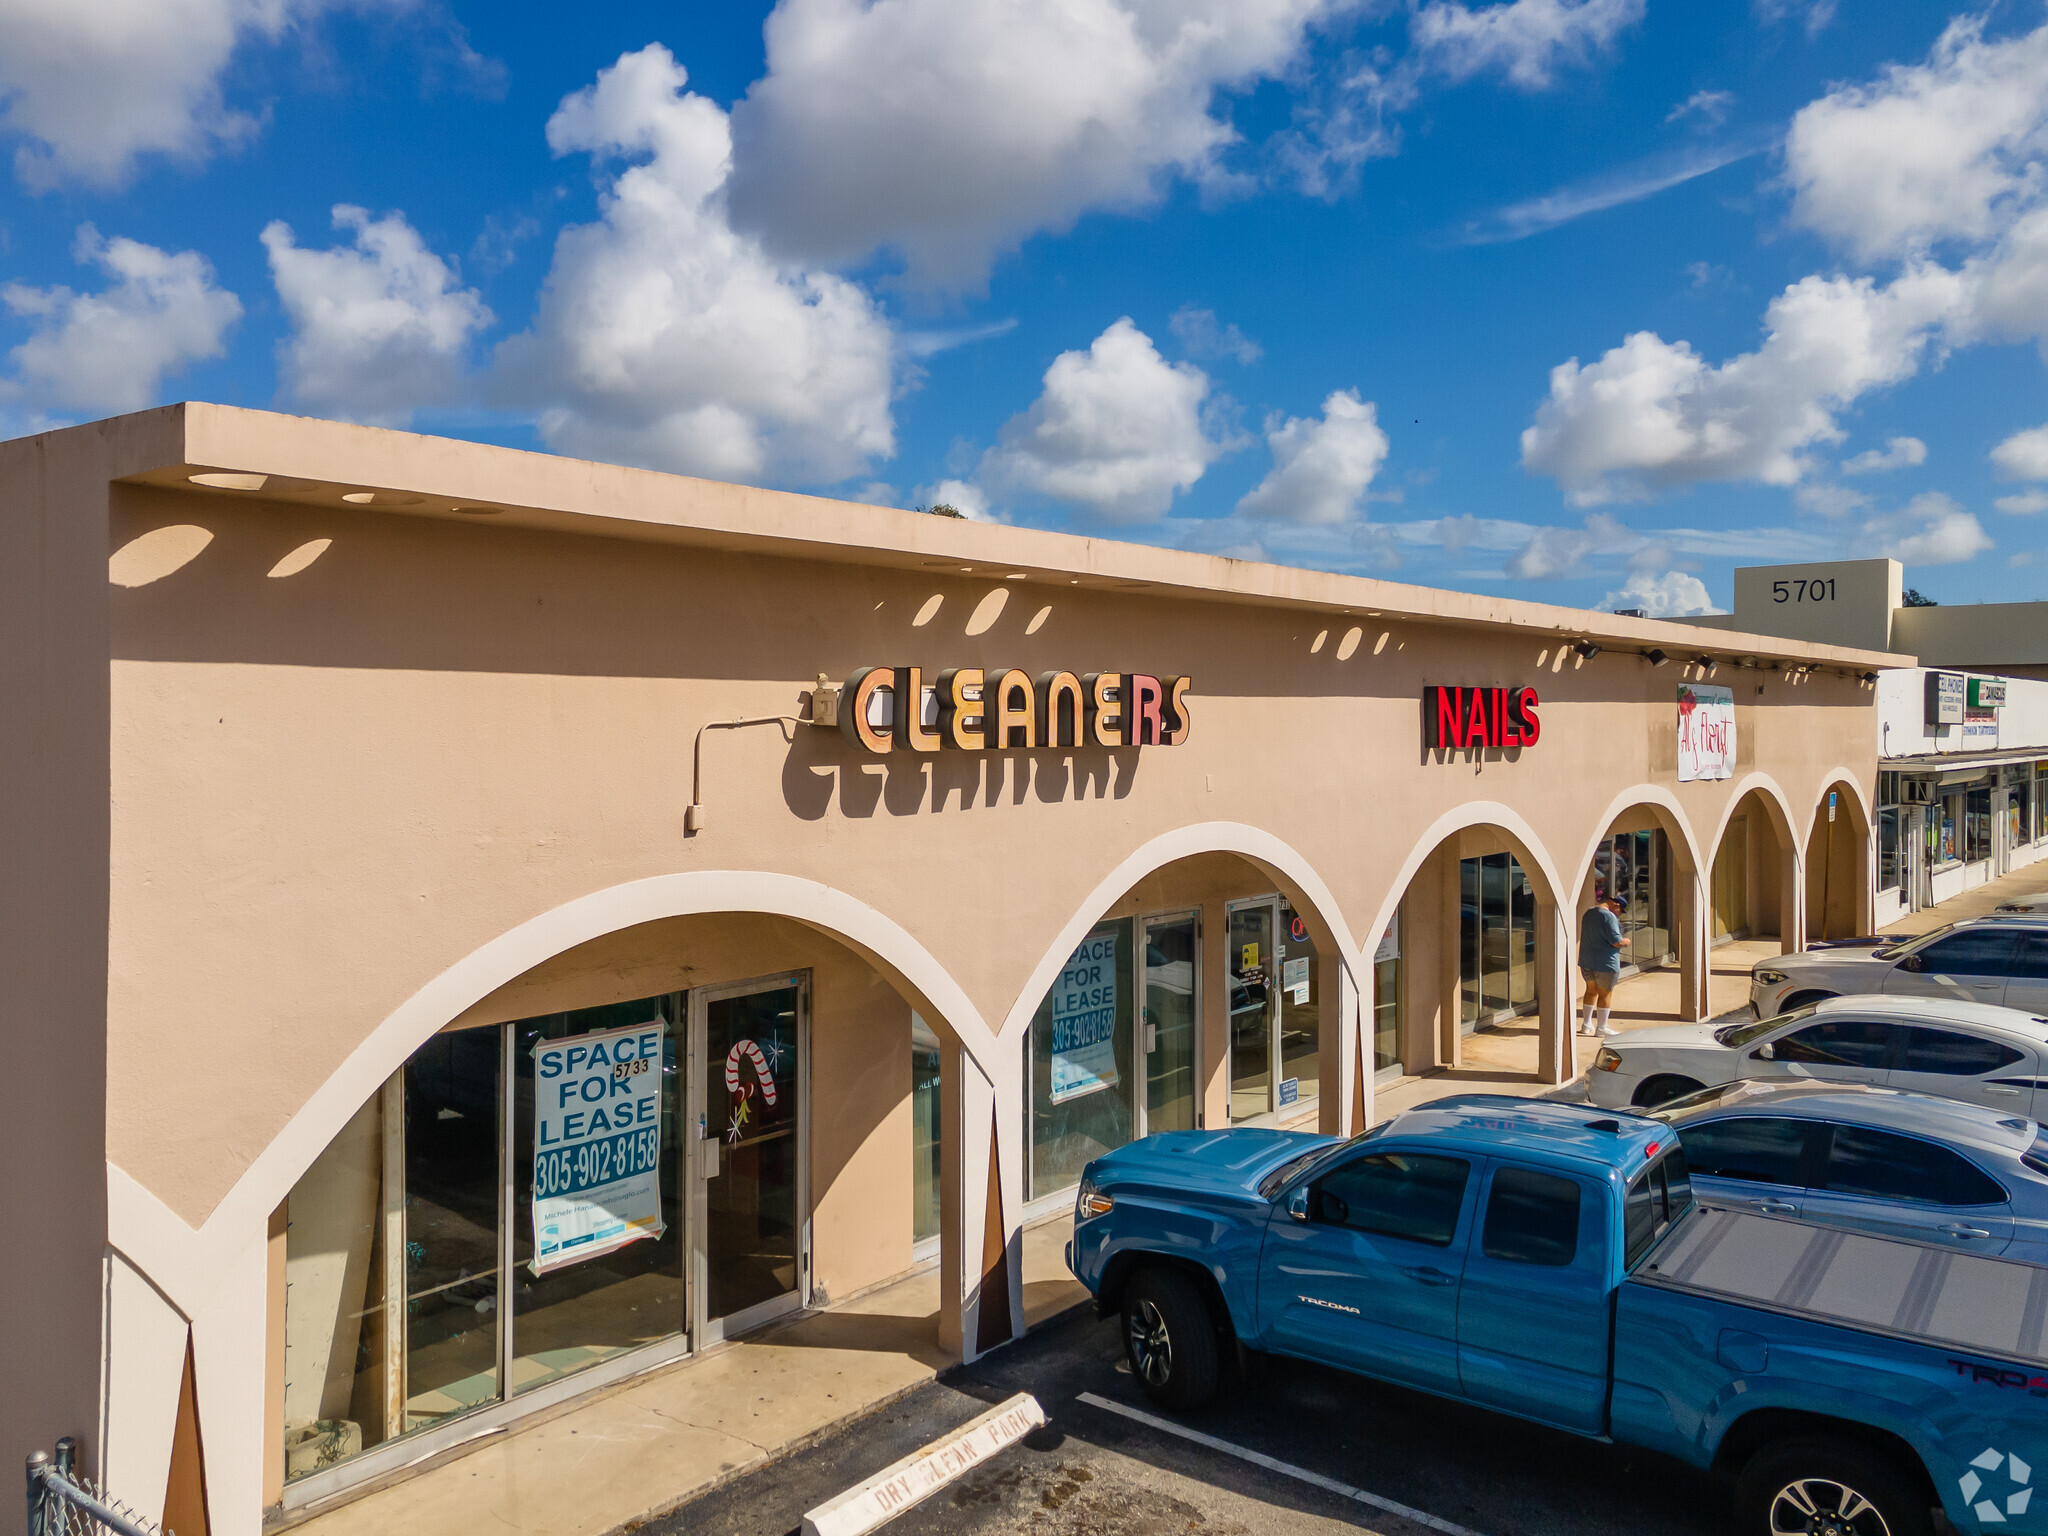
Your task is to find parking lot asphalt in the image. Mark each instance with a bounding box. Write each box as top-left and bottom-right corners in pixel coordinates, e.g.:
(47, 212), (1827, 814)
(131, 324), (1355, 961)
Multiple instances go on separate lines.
(646, 1303), (1727, 1536)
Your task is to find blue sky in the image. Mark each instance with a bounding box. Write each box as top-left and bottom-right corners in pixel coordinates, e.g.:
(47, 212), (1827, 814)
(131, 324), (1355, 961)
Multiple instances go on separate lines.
(4, 0), (2047, 614)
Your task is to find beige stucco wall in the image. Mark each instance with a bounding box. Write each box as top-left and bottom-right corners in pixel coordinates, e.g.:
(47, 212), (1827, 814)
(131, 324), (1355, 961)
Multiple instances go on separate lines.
(0, 404), (1902, 1531)
(103, 470), (1883, 1227)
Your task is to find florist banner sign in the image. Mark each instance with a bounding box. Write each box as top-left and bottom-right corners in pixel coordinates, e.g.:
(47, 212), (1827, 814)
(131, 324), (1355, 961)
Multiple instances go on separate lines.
(1677, 683), (1736, 783)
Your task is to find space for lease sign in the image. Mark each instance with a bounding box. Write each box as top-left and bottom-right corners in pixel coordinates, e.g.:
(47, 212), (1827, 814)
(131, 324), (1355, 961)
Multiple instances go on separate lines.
(531, 1020), (666, 1274)
(1049, 930), (1120, 1104)
(1677, 684), (1736, 782)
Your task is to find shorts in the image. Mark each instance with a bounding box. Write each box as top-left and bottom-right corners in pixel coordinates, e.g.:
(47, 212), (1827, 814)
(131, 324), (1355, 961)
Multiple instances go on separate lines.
(1579, 969), (1619, 988)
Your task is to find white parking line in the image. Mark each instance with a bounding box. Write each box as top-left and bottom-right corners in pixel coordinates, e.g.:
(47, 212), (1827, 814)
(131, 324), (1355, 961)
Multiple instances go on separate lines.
(1075, 1392), (1489, 1536)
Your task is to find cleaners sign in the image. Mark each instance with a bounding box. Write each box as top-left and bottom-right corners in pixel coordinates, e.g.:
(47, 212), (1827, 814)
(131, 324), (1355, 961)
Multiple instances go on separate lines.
(1049, 930), (1120, 1104)
(531, 1020), (666, 1275)
(1677, 683), (1736, 782)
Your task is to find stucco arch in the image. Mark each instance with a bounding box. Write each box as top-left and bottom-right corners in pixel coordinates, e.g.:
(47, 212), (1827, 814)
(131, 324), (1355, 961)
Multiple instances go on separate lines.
(1805, 769), (1875, 941)
(1705, 772), (1803, 869)
(111, 869), (995, 1316)
(1703, 772), (1808, 956)
(1565, 784), (1709, 906)
(1359, 801), (1569, 960)
(995, 821), (1367, 1043)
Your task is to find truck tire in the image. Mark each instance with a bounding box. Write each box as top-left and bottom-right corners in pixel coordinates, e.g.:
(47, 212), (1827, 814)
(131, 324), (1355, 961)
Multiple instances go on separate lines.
(1122, 1267), (1221, 1411)
(1632, 1074), (1706, 1108)
(1733, 1436), (1933, 1536)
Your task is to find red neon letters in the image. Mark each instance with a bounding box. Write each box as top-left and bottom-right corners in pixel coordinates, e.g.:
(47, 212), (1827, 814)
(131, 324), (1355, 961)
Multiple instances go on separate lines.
(1423, 685), (1541, 750)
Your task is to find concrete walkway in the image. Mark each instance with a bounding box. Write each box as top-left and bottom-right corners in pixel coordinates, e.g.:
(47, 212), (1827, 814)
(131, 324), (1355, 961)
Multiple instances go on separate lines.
(1878, 858), (2048, 938)
(289, 1215), (1087, 1536)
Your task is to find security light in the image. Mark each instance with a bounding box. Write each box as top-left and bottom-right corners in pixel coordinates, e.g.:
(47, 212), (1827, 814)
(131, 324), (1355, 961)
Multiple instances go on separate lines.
(1643, 648), (1669, 666)
(1573, 640), (1602, 660)
(1693, 655), (1717, 670)
(1860, 670), (1880, 683)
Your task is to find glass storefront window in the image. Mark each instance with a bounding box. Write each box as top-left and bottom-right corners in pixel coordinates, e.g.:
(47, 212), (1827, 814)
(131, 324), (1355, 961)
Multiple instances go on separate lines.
(1372, 915), (1401, 1075)
(1027, 919), (1136, 1200)
(1277, 901), (1320, 1111)
(1228, 904), (1274, 1122)
(1143, 913), (1199, 1134)
(911, 1015), (941, 1245)
(700, 984), (803, 1328)
(1879, 808), (1901, 892)
(1967, 787), (1992, 864)
(1462, 853), (1537, 1029)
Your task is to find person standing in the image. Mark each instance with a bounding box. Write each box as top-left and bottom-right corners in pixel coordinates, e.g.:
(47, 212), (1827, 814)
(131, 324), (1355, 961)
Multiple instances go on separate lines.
(1578, 894), (1629, 1036)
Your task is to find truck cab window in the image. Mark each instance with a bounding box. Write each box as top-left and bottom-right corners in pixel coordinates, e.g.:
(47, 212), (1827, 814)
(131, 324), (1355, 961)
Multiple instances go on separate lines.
(1624, 1149), (1695, 1267)
(1481, 1166), (1581, 1266)
(1312, 1152), (1470, 1247)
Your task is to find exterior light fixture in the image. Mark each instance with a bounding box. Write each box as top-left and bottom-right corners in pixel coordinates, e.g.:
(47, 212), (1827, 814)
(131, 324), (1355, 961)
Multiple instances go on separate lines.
(1693, 654), (1717, 670)
(1860, 670), (1880, 683)
(1573, 640), (1601, 660)
(1643, 648), (1669, 666)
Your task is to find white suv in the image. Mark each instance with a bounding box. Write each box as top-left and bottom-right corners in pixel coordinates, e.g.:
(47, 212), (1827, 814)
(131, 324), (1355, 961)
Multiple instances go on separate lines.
(1749, 916), (2048, 1019)
(1584, 993), (2048, 1112)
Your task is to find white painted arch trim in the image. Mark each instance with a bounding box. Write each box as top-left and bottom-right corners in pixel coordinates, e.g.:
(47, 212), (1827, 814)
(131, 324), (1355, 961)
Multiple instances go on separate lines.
(1355, 801), (1569, 969)
(995, 821), (1369, 1042)
(1565, 785), (1709, 910)
(1703, 772), (1805, 875)
(111, 870), (998, 1319)
(1807, 767), (1874, 837)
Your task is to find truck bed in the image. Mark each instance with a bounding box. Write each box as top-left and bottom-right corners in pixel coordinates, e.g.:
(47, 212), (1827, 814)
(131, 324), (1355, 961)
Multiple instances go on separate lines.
(1635, 1202), (2048, 1368)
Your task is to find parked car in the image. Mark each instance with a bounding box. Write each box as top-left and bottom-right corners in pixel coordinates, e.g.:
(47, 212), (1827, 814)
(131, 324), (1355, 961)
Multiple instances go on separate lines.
(1645, 1078), (2048, 1259)
(1583, 992), (2048, 1112)
(1750, 914), (2048, 1019)
(1067, 1098), (2048, 1536)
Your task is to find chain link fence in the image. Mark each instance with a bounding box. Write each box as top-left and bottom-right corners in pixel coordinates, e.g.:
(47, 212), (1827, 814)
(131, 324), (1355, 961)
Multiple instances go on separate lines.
(25, 1439), (171, 1536)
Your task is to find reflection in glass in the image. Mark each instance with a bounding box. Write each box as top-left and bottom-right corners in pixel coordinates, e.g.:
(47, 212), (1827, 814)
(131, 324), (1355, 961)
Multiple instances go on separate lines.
(1460, 859), (1481, 1029)
(1373, 953), (1401, 1073)
(512, 995), (684, 1396)
(1480, 854), (1510, 1014)
(1027, 921), (1135, 1198)
(1144, 913), (1198, 1134)
(911, 1014), (942, 1243)
(1277, 902), (1319, 1110)
(404, 1031), (504, 1428)
(1460, 854), (1539, 1027)
(1229, 904), (1275, 1121)
(705, 985), (802, 1324)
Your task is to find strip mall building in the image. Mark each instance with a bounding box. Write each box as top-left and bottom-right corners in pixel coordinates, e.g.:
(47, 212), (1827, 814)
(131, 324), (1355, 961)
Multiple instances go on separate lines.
(3, 406), (1898, 1535)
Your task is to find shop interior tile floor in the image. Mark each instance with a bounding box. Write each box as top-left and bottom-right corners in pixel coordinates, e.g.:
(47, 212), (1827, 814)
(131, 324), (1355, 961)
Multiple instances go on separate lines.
(285, 1215), (1086, 1536)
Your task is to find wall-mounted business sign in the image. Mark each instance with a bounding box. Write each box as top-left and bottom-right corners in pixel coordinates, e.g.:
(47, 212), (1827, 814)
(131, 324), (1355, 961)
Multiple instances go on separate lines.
(837, 667), (1190, 753)
(1927, 671), (1966, 726)
(1677, 683), (1736, 783)
(1423, 685), (1541, 750)
(1969, 677), (2008, 709)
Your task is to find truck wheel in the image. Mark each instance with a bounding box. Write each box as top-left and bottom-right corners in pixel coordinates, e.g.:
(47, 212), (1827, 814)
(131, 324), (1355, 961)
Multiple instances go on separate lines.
(1122, 1268), (1220, 1411)
(1632, 1074), (1706, 1108)
(1733, 1437), (1932, 1536)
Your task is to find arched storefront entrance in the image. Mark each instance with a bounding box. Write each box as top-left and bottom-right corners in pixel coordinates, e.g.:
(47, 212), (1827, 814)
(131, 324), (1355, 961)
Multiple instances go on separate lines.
(1806, 777), (1874, 942)
(1709, 785), (1803, 956)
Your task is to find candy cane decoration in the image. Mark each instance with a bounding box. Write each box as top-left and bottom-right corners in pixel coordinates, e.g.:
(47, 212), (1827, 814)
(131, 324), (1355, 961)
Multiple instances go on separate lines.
(724, 1038), (779, 1107)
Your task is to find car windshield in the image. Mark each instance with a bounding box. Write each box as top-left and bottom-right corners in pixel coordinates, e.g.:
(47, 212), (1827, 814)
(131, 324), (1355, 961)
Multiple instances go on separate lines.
(1714, 1001), (1820, 1048)
(1257, 1129), (1378, 1199)
(1883, 923), (1959, 958)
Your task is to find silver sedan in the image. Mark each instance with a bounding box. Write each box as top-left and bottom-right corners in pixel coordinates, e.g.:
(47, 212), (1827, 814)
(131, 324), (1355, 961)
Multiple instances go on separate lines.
(1648, 1079), (2048, 1260)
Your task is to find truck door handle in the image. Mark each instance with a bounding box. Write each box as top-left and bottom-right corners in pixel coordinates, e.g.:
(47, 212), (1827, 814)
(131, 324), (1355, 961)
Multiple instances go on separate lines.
(1986, 1086), (2024, 1096)
(1939, 1223), (1994, 1239)
(1404, 1266), (1456, 1286)
(1756, 1200), (1797, 1215)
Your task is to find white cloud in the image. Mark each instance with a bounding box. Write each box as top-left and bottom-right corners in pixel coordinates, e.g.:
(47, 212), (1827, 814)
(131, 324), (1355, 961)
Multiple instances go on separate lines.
(1504, 511), (1632, 578)
(1794, 484), (1869, 518)
(1841, 435), (1927, 474)
(1993, 424), (2048, 480)
(1754, 0), (1835, 38)
(1666, 89), (1732, 127)
(1237, 388), (1389, 523)
(915, 477), (998, 522)
(1521, 265), (1963, 503)
(1861, 491), (1991, 565)
(263, 205), (490, 427)
(1410, 0), (1645, 91)
(2, 225), (241, 414)
(1599, 568), (1720, 616)
(1169, 306), (1262, 365)
(724, 0), (1330, 288)
(980, 317), (1221, 521)
(1783, 15), (2048, 263)
(493, 45), (896, 486)
(1459, 138), (1761, 244)
(1997, 490), (2048, 514)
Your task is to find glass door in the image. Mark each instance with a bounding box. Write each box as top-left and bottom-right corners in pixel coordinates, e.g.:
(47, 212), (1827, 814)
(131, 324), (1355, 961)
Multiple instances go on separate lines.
(1228, 900), (1276, 1122)
(1142, 911), (1199, 1133)
(692, 975), (807, 1345)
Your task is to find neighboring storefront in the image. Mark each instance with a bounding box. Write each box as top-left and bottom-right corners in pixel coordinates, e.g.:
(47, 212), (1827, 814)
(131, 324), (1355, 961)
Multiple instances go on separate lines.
(1, 405), (1898, 1536)
(1874, 669), (2048, 923)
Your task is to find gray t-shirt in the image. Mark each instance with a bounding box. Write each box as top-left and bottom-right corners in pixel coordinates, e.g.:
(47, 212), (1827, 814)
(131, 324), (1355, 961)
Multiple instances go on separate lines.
(1580, 905), (1624, 974)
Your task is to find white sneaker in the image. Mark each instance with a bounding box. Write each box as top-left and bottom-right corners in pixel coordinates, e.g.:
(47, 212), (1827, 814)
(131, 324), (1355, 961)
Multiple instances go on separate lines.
(1597, 1022), (1617, 1036)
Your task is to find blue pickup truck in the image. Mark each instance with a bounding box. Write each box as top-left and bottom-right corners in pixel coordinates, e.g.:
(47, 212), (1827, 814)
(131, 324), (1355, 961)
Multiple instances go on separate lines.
(1068, 1094), (2048, 1536)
